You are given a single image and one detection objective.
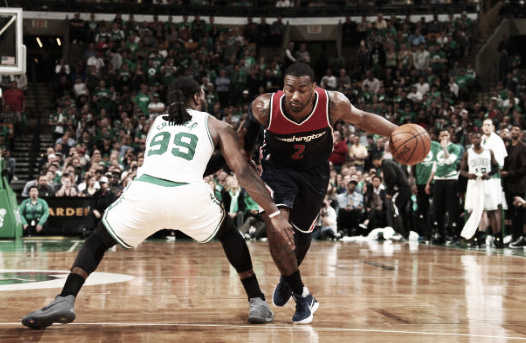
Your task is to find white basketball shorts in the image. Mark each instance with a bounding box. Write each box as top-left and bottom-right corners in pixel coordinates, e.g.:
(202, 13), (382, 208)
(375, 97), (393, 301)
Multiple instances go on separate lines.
(464, 178), (502, 211)
(103, 178), (225, 248)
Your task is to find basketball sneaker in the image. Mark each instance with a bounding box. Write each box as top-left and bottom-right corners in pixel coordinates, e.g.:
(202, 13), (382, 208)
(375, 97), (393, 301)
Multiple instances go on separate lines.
(292, 287), (319, 324)
(247, 297), (274, 324)
(473, 231), (485, 247)
(494, 233), (504, 249)
(22, 295), (76, 329)
(509, 236), (526, 249)
(272, 276), (292, 307)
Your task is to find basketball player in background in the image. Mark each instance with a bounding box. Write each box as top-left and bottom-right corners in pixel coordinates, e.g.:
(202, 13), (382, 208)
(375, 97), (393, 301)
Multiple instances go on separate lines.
(459, 131), (500, 247)
(242, 63), (398, 324)
(481, 118), (507, 247)
(22, 77), (292, 329)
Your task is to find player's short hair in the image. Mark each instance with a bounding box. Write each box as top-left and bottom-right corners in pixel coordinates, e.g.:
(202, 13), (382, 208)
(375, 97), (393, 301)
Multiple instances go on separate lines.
(284, 63), (315, 83)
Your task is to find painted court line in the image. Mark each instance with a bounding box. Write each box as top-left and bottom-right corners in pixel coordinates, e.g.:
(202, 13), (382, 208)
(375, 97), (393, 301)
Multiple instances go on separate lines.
(0, 322), (525, 340)
(67, 241), (81, 253)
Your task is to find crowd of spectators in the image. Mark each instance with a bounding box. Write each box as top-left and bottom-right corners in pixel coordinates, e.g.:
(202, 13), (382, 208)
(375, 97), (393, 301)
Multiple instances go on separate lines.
(6, 9), (526, 243)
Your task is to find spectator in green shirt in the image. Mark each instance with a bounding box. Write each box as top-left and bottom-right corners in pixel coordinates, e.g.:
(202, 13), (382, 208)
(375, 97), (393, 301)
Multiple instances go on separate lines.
(133, 83), (151, 116)
(19, 186), (50, 237)
(455, 68), (475, 101)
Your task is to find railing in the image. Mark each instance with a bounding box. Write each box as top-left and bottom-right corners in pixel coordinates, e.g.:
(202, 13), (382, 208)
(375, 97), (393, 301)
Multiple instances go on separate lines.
(476, 75), (500, 104)
(27, 59), (41, 182)
(8, 0), (479, 17)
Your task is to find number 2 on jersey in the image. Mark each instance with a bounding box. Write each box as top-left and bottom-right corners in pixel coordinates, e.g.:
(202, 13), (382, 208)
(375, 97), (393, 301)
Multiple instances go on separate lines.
(292, 144), (305, 160)
(147, 131), (198, 161)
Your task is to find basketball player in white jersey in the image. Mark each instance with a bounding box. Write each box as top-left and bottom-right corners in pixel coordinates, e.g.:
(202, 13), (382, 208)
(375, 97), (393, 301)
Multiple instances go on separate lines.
(22, 77), (293, 329)
(460, 131), (500, 247)
(480, 118), (508, 247)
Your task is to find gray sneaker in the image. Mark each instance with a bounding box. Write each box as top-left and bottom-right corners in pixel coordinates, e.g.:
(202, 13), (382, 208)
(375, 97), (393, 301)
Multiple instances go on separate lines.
(22, 295), (76, 329)
(247, 297), (274, 324)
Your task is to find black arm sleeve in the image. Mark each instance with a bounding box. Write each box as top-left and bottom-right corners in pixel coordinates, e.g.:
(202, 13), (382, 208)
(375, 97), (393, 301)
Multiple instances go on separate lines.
(488, 162), (498, 176)
(203, 152), (226, 177)
(243, 103), (262, 156)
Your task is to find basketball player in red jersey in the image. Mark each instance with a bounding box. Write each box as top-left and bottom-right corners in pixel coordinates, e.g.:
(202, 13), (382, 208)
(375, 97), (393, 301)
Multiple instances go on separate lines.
(242, 63), (398, 324)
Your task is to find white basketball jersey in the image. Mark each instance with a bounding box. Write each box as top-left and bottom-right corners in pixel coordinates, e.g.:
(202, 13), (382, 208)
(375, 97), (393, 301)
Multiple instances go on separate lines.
(467, 147), (491, 175)
(138, 109), (214, 183)
(481, 132), (507, 167)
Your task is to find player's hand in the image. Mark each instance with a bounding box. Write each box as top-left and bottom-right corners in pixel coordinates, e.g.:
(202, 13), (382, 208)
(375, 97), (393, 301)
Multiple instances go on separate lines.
(467, 173), (477, 180)
(36, 225), (43, 232)
(500, 171), (508, 178)
(270, 214), (295, 250)
(482, 173), (490, 180)
(513, 196), (526, 207)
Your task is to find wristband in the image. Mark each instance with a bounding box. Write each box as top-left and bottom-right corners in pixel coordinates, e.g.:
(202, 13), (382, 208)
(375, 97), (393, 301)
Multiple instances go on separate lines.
(268, 210), (281, 218)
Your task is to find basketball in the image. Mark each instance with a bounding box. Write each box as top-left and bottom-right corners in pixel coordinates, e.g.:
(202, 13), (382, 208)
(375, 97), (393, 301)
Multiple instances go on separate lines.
(389, 124), (431, 165)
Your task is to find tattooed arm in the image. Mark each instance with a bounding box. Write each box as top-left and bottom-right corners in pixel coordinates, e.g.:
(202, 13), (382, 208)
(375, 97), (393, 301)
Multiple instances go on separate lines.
(328, 90), (398, 137)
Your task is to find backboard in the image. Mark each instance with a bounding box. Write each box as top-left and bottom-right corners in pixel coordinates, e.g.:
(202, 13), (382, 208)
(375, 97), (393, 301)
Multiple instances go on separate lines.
(0, 7), (25, 75)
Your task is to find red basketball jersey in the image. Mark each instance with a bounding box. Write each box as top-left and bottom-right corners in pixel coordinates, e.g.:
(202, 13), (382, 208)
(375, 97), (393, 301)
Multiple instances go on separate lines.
(260, 87), (334, 170)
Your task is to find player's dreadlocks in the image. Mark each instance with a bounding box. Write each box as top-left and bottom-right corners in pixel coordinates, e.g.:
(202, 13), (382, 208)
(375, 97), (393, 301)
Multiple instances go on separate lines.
(163, 77), (201, 125)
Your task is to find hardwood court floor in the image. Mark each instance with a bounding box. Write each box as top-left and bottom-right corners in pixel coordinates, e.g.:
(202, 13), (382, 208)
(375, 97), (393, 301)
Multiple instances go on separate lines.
(1, 238), (526, 343)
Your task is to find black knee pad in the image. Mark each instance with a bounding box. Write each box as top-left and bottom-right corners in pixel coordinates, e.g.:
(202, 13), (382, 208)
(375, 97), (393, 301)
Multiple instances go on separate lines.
(72, 222), (117, 275)
(217, 215), (253, 273)
(216, 214), (237, 242)
(94, 221), (117, 250)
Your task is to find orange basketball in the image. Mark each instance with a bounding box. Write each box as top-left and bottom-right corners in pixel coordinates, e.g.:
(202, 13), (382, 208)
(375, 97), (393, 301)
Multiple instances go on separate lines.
(389, 124), (431, 165)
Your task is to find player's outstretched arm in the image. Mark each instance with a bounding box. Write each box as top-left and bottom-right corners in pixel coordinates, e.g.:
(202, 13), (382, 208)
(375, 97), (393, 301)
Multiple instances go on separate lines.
(210, 117), (295, 248)
(204, 119), (254, 176)
(328, 91), (397, 137)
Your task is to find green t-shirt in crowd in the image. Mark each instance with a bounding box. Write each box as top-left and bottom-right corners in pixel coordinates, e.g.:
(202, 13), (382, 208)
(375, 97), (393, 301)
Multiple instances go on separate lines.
(19, 198), (50, 226)
(435, 142), (462, 179)
(415, 140), (441, 185)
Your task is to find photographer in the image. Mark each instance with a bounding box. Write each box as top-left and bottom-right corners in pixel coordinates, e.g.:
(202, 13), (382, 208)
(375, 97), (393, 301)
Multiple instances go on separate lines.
(84, 176), (115, 237)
